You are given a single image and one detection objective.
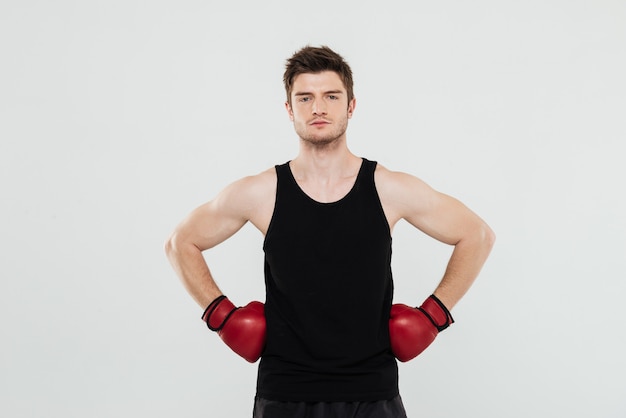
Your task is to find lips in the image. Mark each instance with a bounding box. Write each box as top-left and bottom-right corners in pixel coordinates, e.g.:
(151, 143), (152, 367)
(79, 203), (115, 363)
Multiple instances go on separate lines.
(310, 119), (330, 126)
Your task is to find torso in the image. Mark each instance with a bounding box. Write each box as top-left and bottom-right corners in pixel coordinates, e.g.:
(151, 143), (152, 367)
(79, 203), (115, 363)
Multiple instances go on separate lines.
(247, 162), (403, 236)
(257, 158), (399, 402)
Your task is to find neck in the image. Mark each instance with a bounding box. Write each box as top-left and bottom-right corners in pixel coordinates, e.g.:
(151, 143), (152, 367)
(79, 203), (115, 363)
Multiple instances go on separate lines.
(291, 141), (360, 181)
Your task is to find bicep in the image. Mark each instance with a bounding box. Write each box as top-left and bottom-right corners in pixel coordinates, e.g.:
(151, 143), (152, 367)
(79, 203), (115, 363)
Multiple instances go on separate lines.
(172, 182), (251, 252)
(381, 169), (482, 245)
(404, 189), (479, 246)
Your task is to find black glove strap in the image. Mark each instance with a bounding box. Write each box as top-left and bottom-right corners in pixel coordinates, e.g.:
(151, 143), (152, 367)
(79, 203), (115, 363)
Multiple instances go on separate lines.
(201, 295), (227, 323)
(202, 295), (240, 332)
(419, 294), (455, 332)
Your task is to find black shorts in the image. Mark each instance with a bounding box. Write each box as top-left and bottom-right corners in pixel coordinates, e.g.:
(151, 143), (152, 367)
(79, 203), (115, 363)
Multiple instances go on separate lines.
(252, 395), (408, 418)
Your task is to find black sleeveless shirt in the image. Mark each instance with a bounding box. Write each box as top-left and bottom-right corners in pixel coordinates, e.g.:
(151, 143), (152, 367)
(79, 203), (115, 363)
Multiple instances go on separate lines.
(256, 158), (398, 402)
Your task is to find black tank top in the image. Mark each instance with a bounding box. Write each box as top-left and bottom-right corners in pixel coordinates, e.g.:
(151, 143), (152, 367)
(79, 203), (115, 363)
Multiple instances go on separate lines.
(256, 158), (399, 402)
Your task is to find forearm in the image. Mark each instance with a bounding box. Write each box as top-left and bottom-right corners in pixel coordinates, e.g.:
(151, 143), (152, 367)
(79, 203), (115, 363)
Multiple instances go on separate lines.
(164, 237), (223, 309)
(432, 224), (495, 310)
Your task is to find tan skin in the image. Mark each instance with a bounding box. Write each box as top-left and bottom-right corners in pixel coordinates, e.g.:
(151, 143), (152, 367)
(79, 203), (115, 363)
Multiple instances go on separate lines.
(165, 71), (495, 312)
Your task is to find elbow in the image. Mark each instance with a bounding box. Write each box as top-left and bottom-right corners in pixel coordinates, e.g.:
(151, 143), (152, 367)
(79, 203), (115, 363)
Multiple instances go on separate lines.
(481, 223), (496, 252)
(165, 230), (202, 261)
(164, 232), (179, 261)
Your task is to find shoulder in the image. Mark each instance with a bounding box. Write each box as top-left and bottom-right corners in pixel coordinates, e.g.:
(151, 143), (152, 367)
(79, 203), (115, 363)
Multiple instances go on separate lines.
(374, 163), (440, 223)
(374, 163), (435, 199)
(232, 166), (277, 192)
(217, 166), (277, 212)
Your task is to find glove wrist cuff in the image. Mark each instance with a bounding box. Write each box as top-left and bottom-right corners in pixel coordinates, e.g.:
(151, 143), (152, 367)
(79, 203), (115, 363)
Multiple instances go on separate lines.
(201, 295), (237, 331)
(420, 294), (455, 332)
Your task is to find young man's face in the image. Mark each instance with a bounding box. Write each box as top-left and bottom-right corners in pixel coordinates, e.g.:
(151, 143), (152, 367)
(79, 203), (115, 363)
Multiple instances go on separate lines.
(286, 71), (356, 147)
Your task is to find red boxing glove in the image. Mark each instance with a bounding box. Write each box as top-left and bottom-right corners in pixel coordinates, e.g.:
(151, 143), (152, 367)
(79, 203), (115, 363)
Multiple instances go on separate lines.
(389, 294), (454, 362)
(201, 295), (266, 363)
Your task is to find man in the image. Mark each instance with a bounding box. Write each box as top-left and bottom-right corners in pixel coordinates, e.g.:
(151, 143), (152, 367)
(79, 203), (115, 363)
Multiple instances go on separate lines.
(165, 45), (495, 417)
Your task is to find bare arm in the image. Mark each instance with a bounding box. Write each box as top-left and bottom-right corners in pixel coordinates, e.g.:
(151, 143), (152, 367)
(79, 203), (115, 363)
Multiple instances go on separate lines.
(164, 171), (275, 308)
(377, 166), (495, 310)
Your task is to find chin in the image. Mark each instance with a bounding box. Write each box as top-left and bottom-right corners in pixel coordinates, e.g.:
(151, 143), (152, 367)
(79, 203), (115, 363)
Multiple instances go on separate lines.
(301, 135), (341, 147)
(299, 129), (347, 147)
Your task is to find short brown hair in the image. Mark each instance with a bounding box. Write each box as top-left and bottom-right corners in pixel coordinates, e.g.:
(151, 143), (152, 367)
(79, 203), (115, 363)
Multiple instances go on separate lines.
(283, 45), (354, 106)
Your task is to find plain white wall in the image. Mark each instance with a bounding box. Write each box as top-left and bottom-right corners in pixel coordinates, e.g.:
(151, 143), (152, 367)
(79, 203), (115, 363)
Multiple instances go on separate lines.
(1, 1), (625, 417)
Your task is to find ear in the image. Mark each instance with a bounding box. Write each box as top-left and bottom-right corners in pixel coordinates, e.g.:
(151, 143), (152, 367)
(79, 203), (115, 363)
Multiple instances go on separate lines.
(285, 101), (294, 121)
(347, 97), (356, 119)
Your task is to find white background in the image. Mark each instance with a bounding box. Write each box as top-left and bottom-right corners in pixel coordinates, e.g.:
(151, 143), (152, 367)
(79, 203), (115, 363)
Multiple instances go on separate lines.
(1, 1), (625, 417)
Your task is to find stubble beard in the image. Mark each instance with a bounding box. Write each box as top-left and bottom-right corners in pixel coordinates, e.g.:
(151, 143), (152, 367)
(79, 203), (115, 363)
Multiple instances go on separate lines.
(295, 115), (350, 149)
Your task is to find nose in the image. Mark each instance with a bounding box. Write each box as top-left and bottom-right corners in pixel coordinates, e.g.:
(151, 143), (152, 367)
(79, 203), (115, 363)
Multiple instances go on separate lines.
(312, 99), (327, 116)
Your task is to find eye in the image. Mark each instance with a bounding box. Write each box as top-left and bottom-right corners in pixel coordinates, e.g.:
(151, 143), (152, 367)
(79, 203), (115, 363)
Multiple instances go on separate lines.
(328, 95), (338, 100)
(298, 96), (311, 103)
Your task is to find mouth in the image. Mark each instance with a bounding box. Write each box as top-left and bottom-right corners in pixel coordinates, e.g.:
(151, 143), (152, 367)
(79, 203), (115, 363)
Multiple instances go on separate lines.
(310, 119), (330, 126)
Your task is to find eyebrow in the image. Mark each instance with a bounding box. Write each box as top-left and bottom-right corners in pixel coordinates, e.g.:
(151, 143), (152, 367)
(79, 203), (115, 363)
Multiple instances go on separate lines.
(293, 90), (345, 96)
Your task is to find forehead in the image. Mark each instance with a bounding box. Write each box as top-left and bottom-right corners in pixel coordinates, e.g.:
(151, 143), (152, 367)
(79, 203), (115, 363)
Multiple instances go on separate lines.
(291, 71), (346, 94)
